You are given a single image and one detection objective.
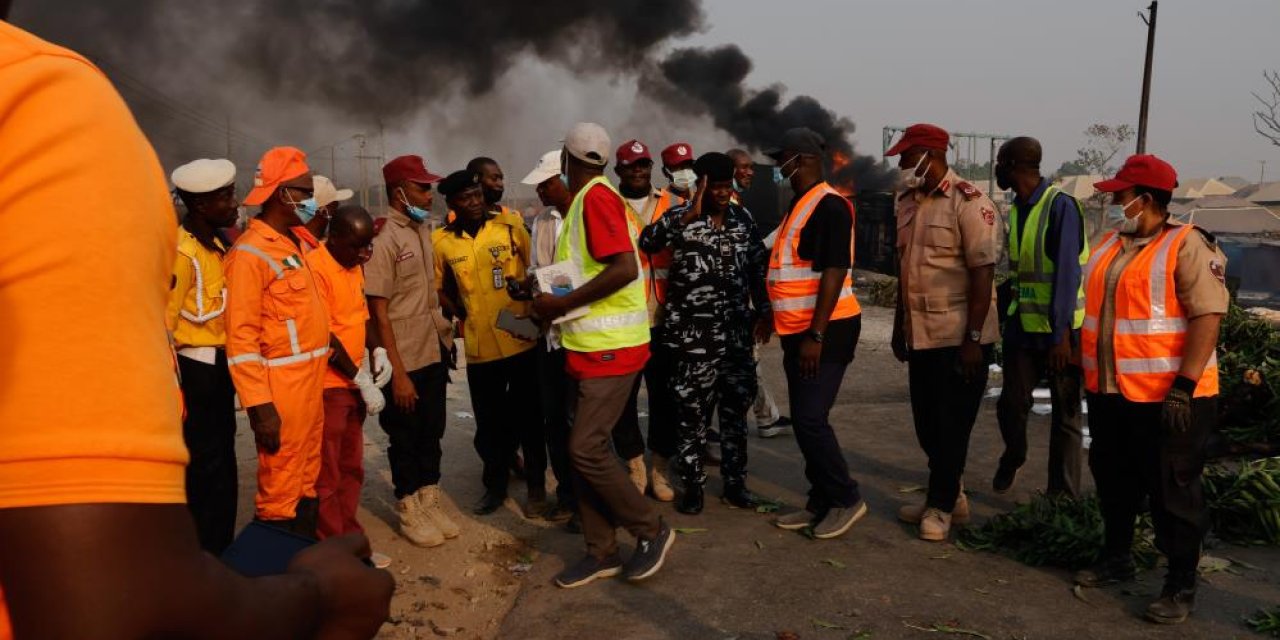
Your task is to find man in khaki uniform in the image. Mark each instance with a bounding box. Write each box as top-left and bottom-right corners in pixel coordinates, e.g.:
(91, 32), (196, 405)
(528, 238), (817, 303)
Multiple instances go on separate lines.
(365, 154), (459, 548)
(888, 124), (1001, 542)
(1073, 155), (1228, 626)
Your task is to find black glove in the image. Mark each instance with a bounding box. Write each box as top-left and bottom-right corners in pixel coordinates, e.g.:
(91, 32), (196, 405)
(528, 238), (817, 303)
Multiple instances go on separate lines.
(1161, 377), (1196, 434)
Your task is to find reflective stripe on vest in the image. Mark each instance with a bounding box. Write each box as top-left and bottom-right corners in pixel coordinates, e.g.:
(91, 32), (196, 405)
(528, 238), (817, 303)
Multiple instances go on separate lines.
(626, 190), (680, 305)
(1081, 226), (1219, 402)
(554, 176), (650, 353)
(226, 244), (330, 368)
(1008, 186), (1088, 333)
(766, 182), (861, 335)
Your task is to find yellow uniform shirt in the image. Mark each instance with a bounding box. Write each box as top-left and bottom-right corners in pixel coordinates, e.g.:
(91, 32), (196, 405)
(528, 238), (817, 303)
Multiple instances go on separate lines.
(433, 210), (535, 364)
(166, 226), (229, 349)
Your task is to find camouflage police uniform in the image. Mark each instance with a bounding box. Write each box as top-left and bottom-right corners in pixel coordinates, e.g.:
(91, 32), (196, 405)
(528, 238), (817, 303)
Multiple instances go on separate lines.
(638, 202), (770, 492)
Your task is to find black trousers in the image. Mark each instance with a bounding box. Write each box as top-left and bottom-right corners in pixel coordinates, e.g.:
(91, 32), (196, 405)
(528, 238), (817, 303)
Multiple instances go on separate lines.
(611, 333), (679, 460)
(1087, 392), (1214, 584)
(378, 362), (448, 499)
(467, 348), (547, 495)
(996, 341), (1084, 496)
(539, 344), (574, 507)
(908, 345), (992, 512)
(178, 351), (238, 555)
(782, 347), (860, 514)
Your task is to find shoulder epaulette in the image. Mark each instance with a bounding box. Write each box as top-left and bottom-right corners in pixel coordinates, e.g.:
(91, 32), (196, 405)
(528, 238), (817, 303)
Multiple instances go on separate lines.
(955, 181), (981, 201)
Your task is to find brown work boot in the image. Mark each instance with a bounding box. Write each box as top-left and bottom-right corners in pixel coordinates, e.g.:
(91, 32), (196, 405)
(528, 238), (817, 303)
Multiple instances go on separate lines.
(918, 507), (952, 542)
(397, 495), (444, 548)
(898, 493), (970, 525)
(648, 455), (675, 502)
(627, 456), (647, 494)
(416, 485), (460, 540)
(1145, 586), (1196, 625)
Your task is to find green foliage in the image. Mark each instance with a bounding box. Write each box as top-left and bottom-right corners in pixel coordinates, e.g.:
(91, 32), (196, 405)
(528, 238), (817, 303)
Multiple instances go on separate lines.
(1218, 304), (1280, 448)
(1204, 457), (1280, 546)
(956, 493), (1157, 570)
(1247, 605), (1280, 637)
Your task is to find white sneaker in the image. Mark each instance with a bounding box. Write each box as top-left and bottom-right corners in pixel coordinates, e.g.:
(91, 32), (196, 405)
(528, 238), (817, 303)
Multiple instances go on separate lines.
(417, 485), (460, 539)
(397, 495), (444, 548)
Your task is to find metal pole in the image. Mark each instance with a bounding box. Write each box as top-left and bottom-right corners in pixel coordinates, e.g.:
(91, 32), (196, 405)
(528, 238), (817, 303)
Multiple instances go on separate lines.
(1261, 160), (1267, 186)
(1136, 1), (1158, 153)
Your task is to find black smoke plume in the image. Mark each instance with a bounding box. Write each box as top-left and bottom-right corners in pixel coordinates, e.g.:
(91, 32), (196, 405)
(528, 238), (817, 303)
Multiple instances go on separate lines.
(12, 0), (891, 191)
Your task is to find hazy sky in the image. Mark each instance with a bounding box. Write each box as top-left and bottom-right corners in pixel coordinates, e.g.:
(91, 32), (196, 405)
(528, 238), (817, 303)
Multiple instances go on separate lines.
(683, 0), (1280, 182)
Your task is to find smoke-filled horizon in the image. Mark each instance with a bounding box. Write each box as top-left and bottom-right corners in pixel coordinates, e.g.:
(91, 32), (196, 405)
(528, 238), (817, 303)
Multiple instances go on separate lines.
(12, 0), (894, 193)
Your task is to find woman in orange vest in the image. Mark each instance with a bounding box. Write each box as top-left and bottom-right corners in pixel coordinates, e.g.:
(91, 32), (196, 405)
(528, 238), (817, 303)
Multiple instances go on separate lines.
(1076, 155), (1228, 626)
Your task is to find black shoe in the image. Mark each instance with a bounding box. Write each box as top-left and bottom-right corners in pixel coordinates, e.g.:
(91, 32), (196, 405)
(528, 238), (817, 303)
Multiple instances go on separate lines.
(992, 464), (1020, 494)
(554, 553), (623, 589)
(543, 501), (574, 524)
(1074, 555), (1137, 587)
(564, 512), (583, 534)
(1145, 585), (1196, 625)
(721, 486), (762, 510)
(622, 519), (675, 582)
(676, 485), (704, 515)
(472, 491), (507, 515)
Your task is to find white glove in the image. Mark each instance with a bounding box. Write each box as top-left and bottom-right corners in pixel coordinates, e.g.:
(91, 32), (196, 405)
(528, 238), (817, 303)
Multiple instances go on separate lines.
(354, 369), (386, 415)
(370, 347), (393, 387)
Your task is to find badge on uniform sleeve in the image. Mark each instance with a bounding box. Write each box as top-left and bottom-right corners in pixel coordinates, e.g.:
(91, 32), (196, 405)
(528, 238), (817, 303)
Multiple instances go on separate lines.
(1209, 259), (1226, 284)
(283, 254), (303, 269)
(981, 206), (996, 226)
(396, 251), (415, 263)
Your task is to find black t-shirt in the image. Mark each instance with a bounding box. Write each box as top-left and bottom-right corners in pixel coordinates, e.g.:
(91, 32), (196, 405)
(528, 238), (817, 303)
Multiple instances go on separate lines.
(795, 194), (853, 271)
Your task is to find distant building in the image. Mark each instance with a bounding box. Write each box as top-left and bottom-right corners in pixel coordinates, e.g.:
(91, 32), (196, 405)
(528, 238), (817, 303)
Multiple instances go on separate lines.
(1174, 195), (1280, 235)
(1172, 178), (1237, 203)
(1240, 181), (1280, 217)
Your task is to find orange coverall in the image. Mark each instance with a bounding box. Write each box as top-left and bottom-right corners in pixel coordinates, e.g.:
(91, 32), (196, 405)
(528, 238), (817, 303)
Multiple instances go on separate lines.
(224, 218), (331, 521)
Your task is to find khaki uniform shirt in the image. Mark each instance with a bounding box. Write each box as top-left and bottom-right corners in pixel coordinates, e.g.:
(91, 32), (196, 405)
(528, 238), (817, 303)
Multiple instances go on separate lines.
(896, 169), (1003, 350)
(365, 208), (454, 372)
(1096, 222), (1229, 394)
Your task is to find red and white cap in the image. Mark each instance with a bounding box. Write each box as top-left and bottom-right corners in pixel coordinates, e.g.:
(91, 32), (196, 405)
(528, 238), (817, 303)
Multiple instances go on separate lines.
(616, 139), (652, 166)
(661, 142), (694, 167)
(1093, 154), (1179, 193)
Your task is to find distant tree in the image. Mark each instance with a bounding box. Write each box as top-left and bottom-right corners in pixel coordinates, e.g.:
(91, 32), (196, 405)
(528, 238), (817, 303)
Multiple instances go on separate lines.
(1053, 160), (1089, 178)
(1074, 124), (1134, 176)
(1254, 70), (1280, 147)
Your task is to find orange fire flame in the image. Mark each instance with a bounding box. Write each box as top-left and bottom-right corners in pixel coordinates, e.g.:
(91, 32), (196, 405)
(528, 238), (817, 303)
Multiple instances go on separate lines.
(829, 150), (855, 197)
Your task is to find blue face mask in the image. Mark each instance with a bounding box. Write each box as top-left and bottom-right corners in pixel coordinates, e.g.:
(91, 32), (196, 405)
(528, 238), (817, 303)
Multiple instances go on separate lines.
(405, 204), (429, 222)
(398, 188), (429, 222)
(286, 191), (319, 223)
(771, 167), (784, 185)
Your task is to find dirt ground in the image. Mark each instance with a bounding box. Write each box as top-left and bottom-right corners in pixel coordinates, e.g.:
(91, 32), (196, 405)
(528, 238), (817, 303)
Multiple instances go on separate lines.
(232, 304), (1280, 640)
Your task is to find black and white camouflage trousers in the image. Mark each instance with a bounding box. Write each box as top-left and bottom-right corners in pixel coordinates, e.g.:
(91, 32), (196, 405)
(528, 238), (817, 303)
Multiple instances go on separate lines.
(670, 332), (757, 491)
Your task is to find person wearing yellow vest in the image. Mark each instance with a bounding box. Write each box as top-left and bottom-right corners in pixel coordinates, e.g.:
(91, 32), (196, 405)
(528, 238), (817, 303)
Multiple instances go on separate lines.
(763, 128), (868, 541)
(615, 138), (681, 501)
(532, 123), (674, 589)
(1074, 155), (1228, 625)
(434, 169), (546, 518)
(888, 124), (1002, 543)
(167, 158), (240, 555)
(729, 147), (793, 438)
(992, 137), (1088, 498)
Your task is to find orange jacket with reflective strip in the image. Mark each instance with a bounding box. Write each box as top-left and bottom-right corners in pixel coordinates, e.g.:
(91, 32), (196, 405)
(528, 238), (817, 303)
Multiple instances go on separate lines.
(766, 182), (861, 335)
(224, 219), (332, 407)
(629, 190), (681, 305)
(1081, 225), (1219, 402)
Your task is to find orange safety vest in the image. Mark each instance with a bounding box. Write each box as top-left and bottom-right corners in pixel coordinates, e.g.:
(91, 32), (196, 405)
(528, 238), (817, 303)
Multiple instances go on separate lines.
(627, 190), (682, 304)
(1081, 225), (1219, 402)
(767, 182), (862, 335)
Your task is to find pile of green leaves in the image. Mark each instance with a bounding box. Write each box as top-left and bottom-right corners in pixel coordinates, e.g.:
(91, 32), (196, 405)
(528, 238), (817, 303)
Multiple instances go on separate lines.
(1247, 605), (1280, 637)
(1218, 304), (1280, 448)
(956, 493), (1156, 570)
(1204, 457), (1280, 545)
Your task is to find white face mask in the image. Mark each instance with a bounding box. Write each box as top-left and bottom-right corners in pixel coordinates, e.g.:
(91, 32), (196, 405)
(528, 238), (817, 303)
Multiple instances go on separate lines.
(1108, 196), (1143, 235)
(671, 168), (697, 192)
(899, 154), (930, 191)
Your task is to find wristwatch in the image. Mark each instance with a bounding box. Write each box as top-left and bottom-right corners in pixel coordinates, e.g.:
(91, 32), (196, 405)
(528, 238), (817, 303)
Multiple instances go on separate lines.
(967, 329), (982, 344)
(807, 330), (825, 344)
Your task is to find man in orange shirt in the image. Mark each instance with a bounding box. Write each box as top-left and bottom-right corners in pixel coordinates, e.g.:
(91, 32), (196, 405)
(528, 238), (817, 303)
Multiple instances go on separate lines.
(225, 146), (332, 536)
(307, 205), (390, 539)
(0, 17), (390, 639)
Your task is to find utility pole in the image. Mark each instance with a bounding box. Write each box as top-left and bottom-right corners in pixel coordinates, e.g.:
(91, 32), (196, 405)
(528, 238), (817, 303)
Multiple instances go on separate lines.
(1136, 1), (1158, 153)
(356, 135), (368, 210)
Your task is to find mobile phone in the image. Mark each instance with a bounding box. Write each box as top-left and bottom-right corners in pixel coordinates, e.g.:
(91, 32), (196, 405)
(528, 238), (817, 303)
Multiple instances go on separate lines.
(497, 308), (540, 341)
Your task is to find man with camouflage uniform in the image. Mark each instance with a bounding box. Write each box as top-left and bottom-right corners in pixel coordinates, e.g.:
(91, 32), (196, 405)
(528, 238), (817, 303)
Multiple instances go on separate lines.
(638, 152), (772, 515)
